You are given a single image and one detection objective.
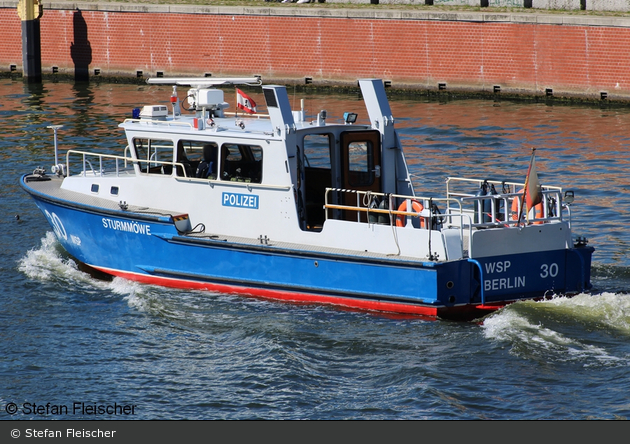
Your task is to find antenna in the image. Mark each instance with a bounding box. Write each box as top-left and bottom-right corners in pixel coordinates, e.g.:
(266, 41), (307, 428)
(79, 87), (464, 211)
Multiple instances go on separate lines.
(147, 76), (262, 88)
(47, 125), (65, 176)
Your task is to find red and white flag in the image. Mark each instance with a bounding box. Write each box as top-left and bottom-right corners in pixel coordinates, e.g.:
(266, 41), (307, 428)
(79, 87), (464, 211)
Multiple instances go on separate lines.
(236, 88), (257, 114)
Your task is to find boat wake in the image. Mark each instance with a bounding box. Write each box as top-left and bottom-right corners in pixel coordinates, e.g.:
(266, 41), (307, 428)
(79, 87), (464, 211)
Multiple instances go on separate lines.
(590, 262), (630, 294)
(19, 232), (94, 284)
(18, 232), (152, 311)
(482, 293), (630, 366)
(17, 232), (244, 320)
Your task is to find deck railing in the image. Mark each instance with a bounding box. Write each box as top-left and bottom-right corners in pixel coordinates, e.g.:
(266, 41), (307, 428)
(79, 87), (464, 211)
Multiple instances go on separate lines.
(121, 114), (272, 134)
(63, 149), (292, 191)
(65, 150), (131, 177)
(446, 177), (568, 228)
(323, 181), (567, 231)
(65, 149), (189, 178)
(323, 187), (472, 256)
(323, 188), (464, 227)
(322, 181), (571, 261)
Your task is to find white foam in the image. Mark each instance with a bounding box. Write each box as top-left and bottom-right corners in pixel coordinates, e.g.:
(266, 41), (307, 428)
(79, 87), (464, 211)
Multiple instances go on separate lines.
(542, 292), (630, 333)
(19, 232), (152, 310)
(19, 232), (83, 283)
(482, 293), (630, 366)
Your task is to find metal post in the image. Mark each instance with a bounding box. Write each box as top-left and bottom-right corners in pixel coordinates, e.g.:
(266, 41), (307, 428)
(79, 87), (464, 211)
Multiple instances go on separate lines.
(47, 125), (64, 176)
(17, 0), (43, 83)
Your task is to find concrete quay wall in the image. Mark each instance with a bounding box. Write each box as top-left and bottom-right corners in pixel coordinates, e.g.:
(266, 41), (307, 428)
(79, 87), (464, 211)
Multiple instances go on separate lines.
(329, 0), (630, 13)
(2, 2), (630, 101)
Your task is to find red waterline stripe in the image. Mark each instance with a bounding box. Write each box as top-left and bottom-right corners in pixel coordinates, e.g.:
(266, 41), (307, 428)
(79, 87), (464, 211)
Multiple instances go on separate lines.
(94, 266), (442, 317)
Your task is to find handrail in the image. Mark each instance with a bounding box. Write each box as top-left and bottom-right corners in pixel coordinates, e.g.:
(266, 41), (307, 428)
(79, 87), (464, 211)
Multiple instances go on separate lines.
(65, 149), (189, 177)
(323, 188), (471, 259)
(458, 189), (564, 228)
(223, 111), (270, 119)
(446, 176), (563, 193)
(446, 176), (565, 228)
(467, 258), (485, 305)
(121, 115), (275, 136)
(64, 149), (291, 190)
(66, 150), (135, 178)
(175, 176), (291, 191)
(121, 118), (194, 128)
(323, 188), (463, 224)
(322, 184), (566, 230)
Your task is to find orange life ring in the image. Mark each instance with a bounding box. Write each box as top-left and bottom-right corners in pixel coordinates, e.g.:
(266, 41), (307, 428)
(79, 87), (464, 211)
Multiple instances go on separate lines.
(396, 200), (425, 228)
(511, 189), (544, 224)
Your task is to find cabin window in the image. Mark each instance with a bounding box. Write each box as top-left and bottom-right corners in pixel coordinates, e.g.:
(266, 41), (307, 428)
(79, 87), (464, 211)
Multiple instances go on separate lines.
(176, 140), (218, 178)
(220, 144), (263, 183)
(132, 138), (174, 175)
(193, 142), (219, 179)
(347, 140), (375, 187)
(303, 134), (332, 168)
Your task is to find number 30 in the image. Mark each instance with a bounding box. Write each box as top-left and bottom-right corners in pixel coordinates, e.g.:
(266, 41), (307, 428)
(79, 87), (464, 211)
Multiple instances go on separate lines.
(540, 263), (559, 278)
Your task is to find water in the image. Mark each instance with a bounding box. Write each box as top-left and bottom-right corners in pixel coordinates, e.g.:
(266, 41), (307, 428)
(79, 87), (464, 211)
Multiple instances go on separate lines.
(2, 79), (630, 420)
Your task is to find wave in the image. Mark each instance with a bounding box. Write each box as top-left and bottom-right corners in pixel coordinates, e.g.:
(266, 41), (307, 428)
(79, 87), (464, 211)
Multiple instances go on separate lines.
(17, 232), (152, 310)
(16, 233), (245, 323)
(18, 232), (82, 282)
(591, 263), (630, 293)
(482, 293), (630, 366)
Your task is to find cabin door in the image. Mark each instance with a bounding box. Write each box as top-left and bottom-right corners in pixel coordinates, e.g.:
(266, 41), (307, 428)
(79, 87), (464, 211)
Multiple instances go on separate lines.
(339, 130), (382, 221)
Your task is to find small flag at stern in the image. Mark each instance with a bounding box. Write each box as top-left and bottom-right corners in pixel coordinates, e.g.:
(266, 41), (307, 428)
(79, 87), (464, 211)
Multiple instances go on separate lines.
(525, 150), (543, 212)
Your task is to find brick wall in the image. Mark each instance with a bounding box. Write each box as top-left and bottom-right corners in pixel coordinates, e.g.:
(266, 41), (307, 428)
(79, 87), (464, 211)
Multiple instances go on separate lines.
(2, 6), (630, 100)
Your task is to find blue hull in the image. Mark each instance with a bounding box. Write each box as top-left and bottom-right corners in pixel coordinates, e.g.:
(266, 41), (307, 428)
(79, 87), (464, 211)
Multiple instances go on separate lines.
(22, 176), (594, 320)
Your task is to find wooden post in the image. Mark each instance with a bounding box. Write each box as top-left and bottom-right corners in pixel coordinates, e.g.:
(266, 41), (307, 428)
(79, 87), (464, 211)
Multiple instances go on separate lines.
(17, 0), (43, 83)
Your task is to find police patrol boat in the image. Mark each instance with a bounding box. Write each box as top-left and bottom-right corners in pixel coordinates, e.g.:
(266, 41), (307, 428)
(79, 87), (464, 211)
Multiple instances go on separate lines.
(20, 77), (594, 320)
